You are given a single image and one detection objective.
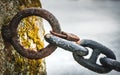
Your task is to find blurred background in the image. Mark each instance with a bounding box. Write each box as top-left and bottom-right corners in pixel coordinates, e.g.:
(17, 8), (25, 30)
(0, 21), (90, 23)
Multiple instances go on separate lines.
(41, 0), (120, 75)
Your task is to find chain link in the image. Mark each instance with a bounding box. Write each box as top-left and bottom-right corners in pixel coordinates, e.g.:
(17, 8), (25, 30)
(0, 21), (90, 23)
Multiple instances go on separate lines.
(73, 39), (116, 73)
(100, 57), (120, 72)
(45, 34), (88, 56)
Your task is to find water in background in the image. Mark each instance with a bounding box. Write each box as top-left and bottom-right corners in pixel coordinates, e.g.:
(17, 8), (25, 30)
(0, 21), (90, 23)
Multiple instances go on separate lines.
(41, 0), (120, 75)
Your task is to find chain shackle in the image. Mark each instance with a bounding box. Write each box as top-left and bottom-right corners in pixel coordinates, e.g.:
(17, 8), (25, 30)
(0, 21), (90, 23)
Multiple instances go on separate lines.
(1, 8), (61, 59)
(73, 39), (116, 73)
(50, 31), (80, 43)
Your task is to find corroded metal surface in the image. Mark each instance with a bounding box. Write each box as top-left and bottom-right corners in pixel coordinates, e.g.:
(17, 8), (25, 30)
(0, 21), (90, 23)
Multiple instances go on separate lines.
(50, 31), (80, 43)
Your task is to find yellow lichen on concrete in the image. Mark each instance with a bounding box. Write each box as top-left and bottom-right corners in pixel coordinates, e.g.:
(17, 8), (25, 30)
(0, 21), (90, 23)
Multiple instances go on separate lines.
(18, 16), (45, 50)
(14, 15), (46, 74)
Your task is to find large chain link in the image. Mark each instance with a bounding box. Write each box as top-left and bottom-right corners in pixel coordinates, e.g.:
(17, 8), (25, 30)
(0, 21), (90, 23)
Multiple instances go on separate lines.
(45, 32), (120, 73)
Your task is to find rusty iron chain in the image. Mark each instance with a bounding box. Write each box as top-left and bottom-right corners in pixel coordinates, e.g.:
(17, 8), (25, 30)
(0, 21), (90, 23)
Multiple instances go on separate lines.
(1, 8), (120, 73)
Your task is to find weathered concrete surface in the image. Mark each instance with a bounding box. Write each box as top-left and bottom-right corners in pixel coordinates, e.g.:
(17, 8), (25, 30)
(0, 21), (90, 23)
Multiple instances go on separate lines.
(0, 0), (46, 75)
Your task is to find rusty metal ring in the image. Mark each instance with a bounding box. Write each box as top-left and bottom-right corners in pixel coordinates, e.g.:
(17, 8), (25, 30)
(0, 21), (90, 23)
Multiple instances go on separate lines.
(8, 8), (61, 59)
